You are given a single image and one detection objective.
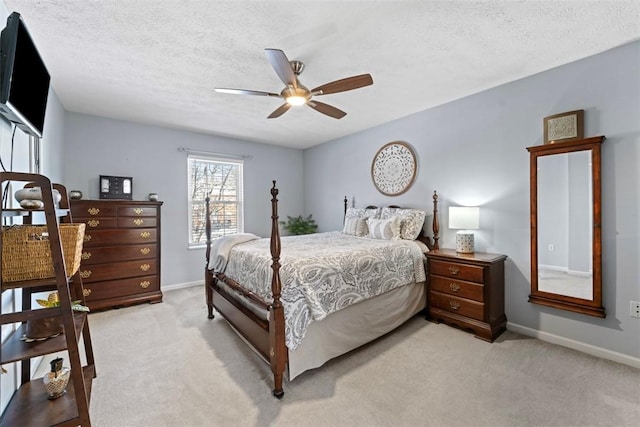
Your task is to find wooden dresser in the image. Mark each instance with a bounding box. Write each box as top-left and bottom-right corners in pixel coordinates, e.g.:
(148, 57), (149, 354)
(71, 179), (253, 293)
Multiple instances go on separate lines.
(426, 249), (507, 342)
(70, 199), (163, 311)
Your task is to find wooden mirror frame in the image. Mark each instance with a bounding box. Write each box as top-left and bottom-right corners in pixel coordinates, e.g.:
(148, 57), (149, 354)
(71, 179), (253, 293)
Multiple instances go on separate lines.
(527, 136), (605, 317)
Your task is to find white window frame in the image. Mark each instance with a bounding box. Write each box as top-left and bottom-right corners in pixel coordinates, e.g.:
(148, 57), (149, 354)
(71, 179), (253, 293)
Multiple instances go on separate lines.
(187, 154), (244, 248)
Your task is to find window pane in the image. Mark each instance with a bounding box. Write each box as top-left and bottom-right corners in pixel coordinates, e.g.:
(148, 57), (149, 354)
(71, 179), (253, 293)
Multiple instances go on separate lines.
(188, 156), (243, 245)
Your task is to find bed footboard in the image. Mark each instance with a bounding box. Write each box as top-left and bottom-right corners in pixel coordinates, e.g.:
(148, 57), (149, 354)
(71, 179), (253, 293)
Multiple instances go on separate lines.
(205, 181), (288, 398)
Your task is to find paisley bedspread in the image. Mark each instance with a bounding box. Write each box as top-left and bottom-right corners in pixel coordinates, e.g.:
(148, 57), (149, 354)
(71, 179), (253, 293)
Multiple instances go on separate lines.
(223, 231), (426, 350)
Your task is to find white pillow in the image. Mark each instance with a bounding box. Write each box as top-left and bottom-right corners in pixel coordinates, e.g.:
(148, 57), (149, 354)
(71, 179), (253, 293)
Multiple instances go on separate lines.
(342, 217), (368, 237)
(380, 208), (426, 240)
(367, 216), (401, 240)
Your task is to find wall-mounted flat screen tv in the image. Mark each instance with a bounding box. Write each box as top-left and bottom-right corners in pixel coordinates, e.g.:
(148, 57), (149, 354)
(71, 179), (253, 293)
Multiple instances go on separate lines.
(0, 12), (50, 138)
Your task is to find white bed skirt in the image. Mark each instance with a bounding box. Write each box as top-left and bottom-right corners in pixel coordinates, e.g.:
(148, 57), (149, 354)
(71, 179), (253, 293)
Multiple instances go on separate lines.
(217, 280), (426, 381)
(288, 281), (426, 380)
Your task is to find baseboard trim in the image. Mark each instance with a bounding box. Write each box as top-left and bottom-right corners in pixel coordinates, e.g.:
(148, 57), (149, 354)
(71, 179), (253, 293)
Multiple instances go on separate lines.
(163, 280), (203, 292)
(507, 322), (640, 370)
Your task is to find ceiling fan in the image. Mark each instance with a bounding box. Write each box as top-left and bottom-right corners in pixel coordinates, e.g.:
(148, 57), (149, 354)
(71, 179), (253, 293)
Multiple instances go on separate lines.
(215, 48), (373, 119)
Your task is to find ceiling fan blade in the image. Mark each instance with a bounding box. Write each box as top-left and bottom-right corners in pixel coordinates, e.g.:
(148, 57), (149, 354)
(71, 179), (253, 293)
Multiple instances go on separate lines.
(265, 48), (298, 87)
(311, 74), (373, 96)
(268, 103), (292, 119)
(307, 101), (347, 119)
(215, 88), (281, 98)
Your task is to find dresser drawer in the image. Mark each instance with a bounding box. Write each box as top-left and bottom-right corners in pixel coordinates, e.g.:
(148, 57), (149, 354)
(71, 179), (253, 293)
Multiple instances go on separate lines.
(430, 275), (484, 302)
(76, 217), (118, 230)
(81, 244), (157, 264)
(83, 228), (157, 246)
(71, 205), (118, 218)
(83, 275), (159, 301)
(118, 206), (157, 217)
(117, 217), (158, 228)
(429, 259), (484, 283)
(79, 259), (158, 283)
(430, 291), (484, 321)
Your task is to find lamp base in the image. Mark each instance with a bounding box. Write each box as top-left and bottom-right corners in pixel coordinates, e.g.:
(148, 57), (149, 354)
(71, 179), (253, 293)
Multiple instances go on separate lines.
(456, 232), (475, 253)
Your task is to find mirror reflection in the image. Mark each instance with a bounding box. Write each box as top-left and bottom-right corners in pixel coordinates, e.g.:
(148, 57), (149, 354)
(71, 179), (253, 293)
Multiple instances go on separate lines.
(537, 151), (593, 300)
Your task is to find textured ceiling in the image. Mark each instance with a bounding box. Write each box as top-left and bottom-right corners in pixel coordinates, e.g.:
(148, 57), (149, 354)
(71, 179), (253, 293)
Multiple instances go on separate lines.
(5, 1), (640, 149)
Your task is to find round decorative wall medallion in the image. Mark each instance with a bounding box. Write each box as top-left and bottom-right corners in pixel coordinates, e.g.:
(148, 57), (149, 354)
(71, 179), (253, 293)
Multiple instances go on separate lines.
(371, 141), (417, 196)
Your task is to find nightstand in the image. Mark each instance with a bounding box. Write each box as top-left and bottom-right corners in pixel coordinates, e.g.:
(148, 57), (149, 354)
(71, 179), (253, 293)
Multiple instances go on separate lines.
(426, 248), (507, 342)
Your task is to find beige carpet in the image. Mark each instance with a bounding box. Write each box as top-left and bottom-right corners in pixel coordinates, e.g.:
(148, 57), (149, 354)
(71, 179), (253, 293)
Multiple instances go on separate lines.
(84, 286), (639, 427)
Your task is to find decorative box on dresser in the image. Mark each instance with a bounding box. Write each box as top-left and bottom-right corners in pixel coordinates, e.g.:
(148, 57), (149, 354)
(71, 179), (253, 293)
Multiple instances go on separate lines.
(70, 199), (163, 311)
(426, 248), (507, 342)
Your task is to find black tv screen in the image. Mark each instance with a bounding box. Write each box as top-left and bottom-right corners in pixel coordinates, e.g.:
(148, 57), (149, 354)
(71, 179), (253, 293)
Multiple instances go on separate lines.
(0, 12), (50, 138)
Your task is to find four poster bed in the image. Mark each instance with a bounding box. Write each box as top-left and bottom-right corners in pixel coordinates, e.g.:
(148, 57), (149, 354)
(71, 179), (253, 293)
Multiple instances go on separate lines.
(205, 182), (440, 398)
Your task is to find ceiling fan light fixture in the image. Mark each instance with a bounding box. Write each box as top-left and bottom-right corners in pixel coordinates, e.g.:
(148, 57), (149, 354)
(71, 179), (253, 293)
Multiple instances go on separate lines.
(286, 95), (307, 106)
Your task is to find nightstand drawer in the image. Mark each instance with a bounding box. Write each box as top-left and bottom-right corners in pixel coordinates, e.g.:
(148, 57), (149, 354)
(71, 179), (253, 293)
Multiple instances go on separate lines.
(430, 275), (483, 302)
(430, 291), (484, 321)
(430, 259), (484, 283)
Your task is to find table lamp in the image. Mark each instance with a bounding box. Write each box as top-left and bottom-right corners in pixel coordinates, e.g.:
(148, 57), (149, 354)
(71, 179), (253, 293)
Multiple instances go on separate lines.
(449, 206), (480, 253)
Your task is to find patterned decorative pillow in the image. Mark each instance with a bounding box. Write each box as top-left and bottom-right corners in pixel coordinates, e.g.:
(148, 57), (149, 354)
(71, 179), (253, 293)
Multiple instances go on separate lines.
(367, 216), (401, 240)
(345, 207), (380, 219)
(380, 208), (427, 240)
(342, 217), (369, 237)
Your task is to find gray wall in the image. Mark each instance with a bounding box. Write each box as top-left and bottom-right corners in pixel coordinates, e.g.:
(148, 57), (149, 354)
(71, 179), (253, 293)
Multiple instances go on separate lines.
(62, 113), (304, 286)
(304, 41), (640, 359)
(0, 0), (66, 407)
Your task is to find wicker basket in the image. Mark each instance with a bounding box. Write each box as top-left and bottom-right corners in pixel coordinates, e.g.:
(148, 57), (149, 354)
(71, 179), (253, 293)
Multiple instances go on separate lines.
(1, 224), (85, 283)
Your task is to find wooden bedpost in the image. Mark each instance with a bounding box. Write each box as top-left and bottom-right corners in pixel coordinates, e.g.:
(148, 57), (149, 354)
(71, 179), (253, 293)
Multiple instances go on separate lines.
(432, 191), (439, 250)
(205, 192), (215, 319)
(343, 195), (348, 224)
(269, 181), (286, 399)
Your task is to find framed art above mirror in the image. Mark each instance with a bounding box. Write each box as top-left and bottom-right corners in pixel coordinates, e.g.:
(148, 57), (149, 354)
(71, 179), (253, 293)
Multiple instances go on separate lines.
(527, 136), (605, 317)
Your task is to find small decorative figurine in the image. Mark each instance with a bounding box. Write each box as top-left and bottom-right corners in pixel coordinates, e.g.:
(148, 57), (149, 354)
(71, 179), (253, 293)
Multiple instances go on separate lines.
(43, 357), (70, 399)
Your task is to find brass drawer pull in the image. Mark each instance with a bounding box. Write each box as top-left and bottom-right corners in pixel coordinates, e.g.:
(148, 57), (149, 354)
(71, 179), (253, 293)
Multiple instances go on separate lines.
(139, 280), (150, 289)
(81, 251), (92, 260)
(84, 234), (92, 243)
(449, 301), (461, 310)
(87, 219), (100, 228)
(449, 282), (460, 292)
(88, 207), (100, 216)
(448, 266), (460, 275)
(140, 264), (151, 272)
(83, 288), (92, 297)
(133, 218), (144, 226)
(140, 232), (151, 239)
(140, 247), (151, 255)
(80, 270), (92, 279)
(134, 208), (144, 215)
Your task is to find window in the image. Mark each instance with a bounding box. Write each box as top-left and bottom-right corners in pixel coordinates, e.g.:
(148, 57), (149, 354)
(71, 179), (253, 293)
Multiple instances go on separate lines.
(188, 155), (243, 246)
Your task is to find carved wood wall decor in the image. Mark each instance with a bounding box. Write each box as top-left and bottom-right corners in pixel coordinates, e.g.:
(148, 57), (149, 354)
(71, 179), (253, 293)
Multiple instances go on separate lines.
(371, 141), (417, 196)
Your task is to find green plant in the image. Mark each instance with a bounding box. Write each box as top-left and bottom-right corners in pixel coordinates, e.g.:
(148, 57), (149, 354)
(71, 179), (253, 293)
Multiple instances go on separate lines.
(36, 291), (90, 312)
(280, 214), (318, 235)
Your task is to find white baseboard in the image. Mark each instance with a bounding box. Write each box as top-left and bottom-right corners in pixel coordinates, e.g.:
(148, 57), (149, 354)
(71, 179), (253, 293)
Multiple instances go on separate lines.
(507, 322), (640, 370)
(162, 280), (203, 292)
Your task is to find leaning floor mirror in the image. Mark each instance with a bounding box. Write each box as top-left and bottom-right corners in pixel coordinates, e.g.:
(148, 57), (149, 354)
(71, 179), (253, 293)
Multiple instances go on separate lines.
(527, 136), (605, 317)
